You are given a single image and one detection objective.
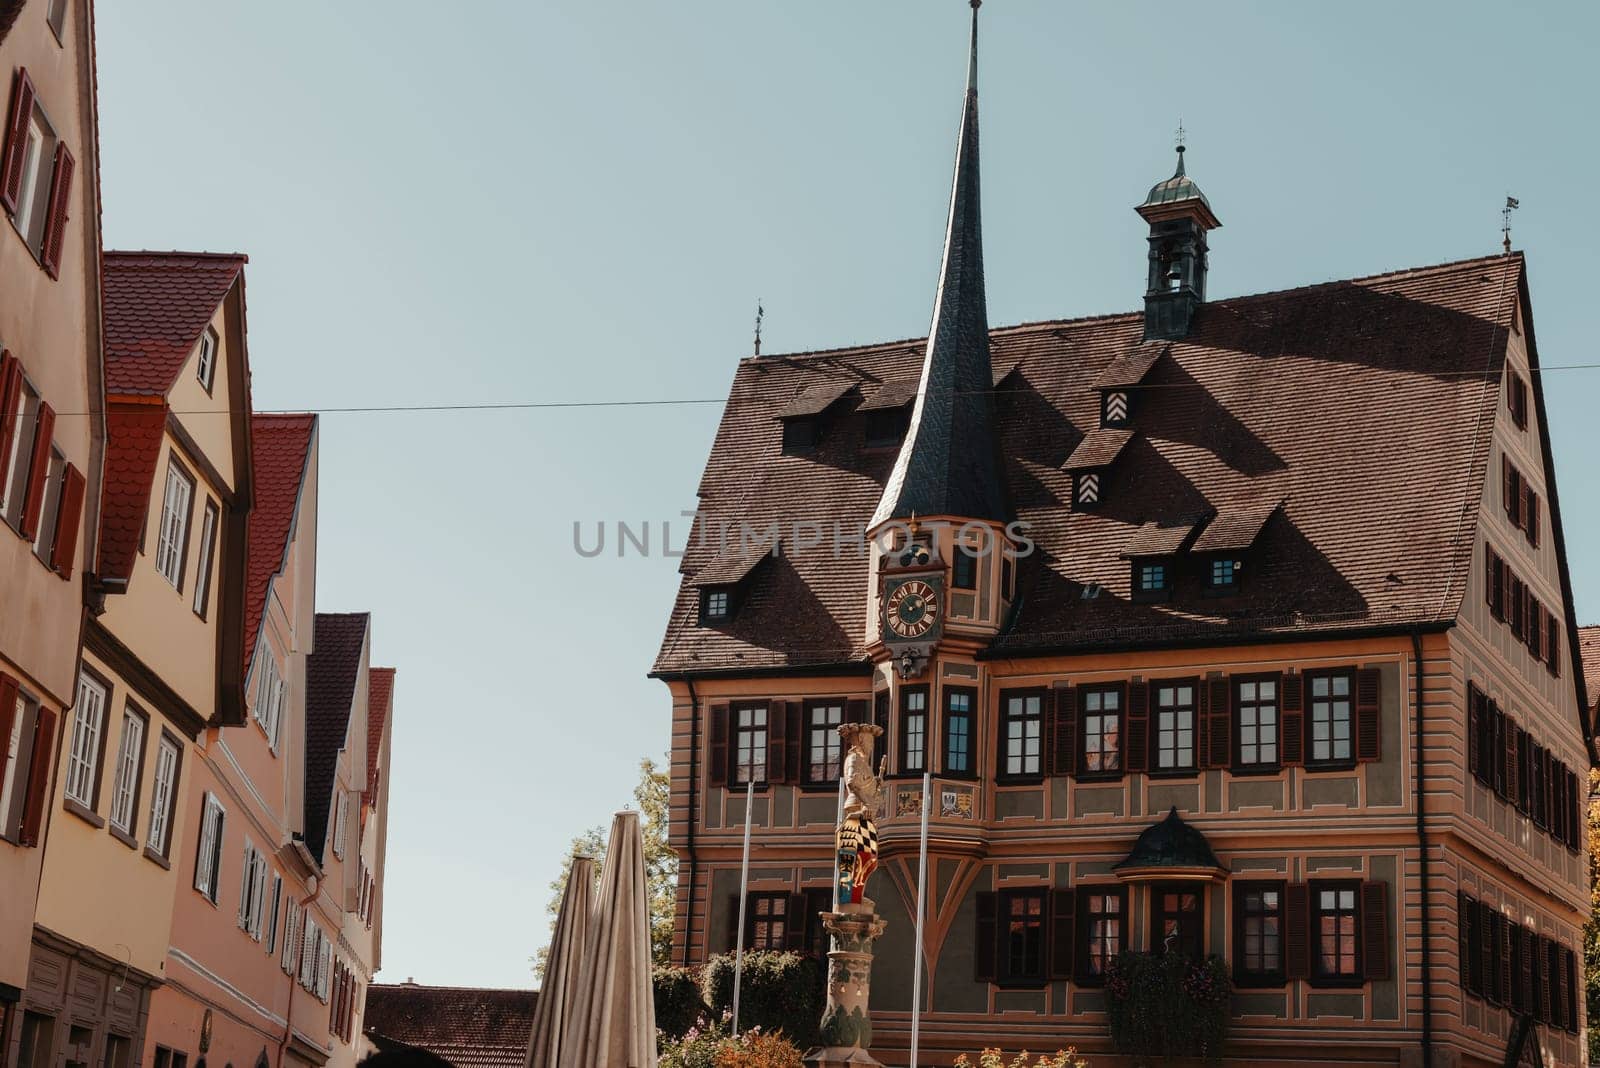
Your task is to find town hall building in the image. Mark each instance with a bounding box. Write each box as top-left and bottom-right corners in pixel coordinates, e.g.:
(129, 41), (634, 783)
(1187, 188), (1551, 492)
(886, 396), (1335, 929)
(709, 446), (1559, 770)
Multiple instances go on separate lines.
(653, 5), (1590, 1065)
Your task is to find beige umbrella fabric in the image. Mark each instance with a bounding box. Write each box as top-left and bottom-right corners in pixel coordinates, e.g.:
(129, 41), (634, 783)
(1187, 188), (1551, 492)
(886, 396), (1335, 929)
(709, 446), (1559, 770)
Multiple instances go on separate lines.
(527, 854), (596, 1068)
(559, 811), (658, 1068)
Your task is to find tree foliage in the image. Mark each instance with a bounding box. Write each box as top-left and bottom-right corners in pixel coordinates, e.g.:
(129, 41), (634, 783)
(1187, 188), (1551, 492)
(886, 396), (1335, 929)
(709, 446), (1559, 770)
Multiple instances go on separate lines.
(1586, 768), (1599, 1064)
(534, 757), (676, 982)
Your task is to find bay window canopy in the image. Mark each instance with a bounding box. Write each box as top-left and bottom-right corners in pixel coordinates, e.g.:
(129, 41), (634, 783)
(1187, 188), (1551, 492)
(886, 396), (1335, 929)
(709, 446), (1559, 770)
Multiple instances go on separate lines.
(1113, 806), (1225, 883)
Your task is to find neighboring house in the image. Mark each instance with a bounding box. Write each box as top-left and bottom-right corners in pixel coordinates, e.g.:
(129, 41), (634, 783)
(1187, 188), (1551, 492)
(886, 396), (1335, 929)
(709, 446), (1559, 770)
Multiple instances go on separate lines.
(143, 413), (328, 1068)
(0, 0), (104, 1044)
(21, 252), (254, 1068)
(654, 10), (1590, 1066)
(362, 984), (536, 1068)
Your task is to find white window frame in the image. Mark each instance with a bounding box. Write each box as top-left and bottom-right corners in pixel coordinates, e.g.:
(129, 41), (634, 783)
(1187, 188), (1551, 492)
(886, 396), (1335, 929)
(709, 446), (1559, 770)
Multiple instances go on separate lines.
(265, 874), (283, 955)
(332, 791), (349, 858)
(65, 671), (107, 807)
(147, 735), (180, 856)
(252, 643), (285, 751)
(30, 447), (64, 561)
(194, 792), (225, 902)
(191, 499), (218, 617)
(195, 327), (219, 393)
(1, 689), (35, 839)
(238, 841), (268, 940)
(108, 706), (145, 835)
(155, 457), (194, 590)
(0, 377), (40, 527)
(10, 113), (48, 247)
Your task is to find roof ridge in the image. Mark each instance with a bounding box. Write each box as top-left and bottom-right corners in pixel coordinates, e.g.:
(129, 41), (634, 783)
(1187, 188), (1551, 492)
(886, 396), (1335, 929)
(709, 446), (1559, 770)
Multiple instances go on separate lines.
(105, 249), (249, 263)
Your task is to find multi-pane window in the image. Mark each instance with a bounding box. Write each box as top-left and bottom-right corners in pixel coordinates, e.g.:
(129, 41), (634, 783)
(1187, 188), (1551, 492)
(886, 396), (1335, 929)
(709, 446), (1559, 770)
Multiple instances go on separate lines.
(196, 328), (219, 392)
(701, 588), (730, 621)
(745, 893), (789, 950)
(1308, 672), (1354, 765)
(1000, 890), (1046, 984)
(1081, 686), (1121, 774)
(192, 500), (218, 618)
(1000, 691), (1043, 778)
(238, 840), (268, 940)
(252, 644), (285, 750)
(901, 688), (928, 773)
(333, 792), (350, 858)
(1, 688), (37, 840)
(0, 378), (40, 527)
(1137, 562), (1168, 593)
(952, 544), (978, 590)
(29, 448), (63, 560)
(194, 792), (226, 902)
(1235, 678), (1278, 768)
(8, 106), (53, 253)
(65, 671), (107, 807)
(155, 459), (194, 589)
(265, 875), (283, 955)
(108, 706), (146, 835)
(146, 735), (180, 857)
(1234, 882), (1284, 985)
(1210, 558), (1236, 588)
(1079, 888), (1125, 982)
(1153, 884), (1203, 958)
(733, 705), (768, 785)
(1155, 683), (1196, 771)
(944, 689), (973, 775)
(1312, 882), (1360, 981)
(805, 703), (842, 784)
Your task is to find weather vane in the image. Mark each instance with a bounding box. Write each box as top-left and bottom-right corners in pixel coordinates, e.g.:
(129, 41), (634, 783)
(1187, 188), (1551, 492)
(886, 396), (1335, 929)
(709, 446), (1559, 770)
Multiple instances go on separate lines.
(753, 299), (764, 357)
(1502, 195), (1520, 255)
(1176, 119), (1186, 150)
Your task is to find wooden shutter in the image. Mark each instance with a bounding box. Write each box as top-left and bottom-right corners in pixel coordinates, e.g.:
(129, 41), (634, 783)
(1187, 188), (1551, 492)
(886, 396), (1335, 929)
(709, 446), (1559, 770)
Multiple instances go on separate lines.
(19, 707), (54, 847)
(1503, 714), (1518, 804)
(1535, 935), (1550, 1022)
(0, 675), (17, 808)
(974, 891), (998, 983)
(786, 698), (803, 783)
(1516, 925), (1533, 1014)
(18, 401), (54, 540)
(1519, 477), (1532, 535)
(1492, 705), (1508, 799)
(0, 351), (20, 478)
(39, 142), (73, 279)
(1284, 883), (1310, 980)
(1465, 683), (1480, 777)
(1502, 456), (1516, 522)
(1456, 892), (1470, 990)
(1567, 769), (1581, 850)
(1048, 888), (1075, 980)
(1280, 673), (1304, 766)
(767, 702), (788, 784)
(1488, 548), (1504, 620)
(1051, 686), (1075, 779)
(708, 703), (730, 789)
(1195, 679), (1209, 769)
(1360, 881), (1390, 981)
(1498, 912), (1513, 1006)
(784, 894), (807, 951)
(1527, 488), (1540, 547)
(1124, 682), (1149, 773)
(48, 463), (85, 580)
(1206, 677), (1231, 770)
(1478, 901), (1495, 1002)
(1354, 668), (1380, 763)
(1553, 941), (1570, 1030)
(1564, 947), (1578, 1033)
(1, 69), (35, 214)
(1548, 613), (1561, 676)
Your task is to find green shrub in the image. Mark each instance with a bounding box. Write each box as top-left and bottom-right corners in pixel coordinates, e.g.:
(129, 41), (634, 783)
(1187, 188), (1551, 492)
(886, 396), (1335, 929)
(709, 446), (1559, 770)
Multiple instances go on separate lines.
(701, 951), (823, 1051)
(654, 966), (709, 1041)
(1105, 949), (1230, 1061)
(658, 1024), (803, 1068)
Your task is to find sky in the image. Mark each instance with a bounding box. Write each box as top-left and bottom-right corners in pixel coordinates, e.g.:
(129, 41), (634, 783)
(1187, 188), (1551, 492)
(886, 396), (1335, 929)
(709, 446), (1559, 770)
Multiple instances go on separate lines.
(95, 1), (1600, 988)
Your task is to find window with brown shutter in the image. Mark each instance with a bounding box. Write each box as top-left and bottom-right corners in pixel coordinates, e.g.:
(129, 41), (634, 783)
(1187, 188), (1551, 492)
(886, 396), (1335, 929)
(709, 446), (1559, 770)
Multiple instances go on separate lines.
(1563, 947), (1578, 1034)
(1516, 728), (1532, 814)
(1284, 883), (1310, 980)
(1508, 372), (1529, 430)
(1310, 881), (1363, 987)
(1464, 895), (1483, 994)
(18, 706), (54, 847)
(1549, 938), (1567, 1030)
(1466, 683), (1481, 779)
(1534, 934), (1550, 1022)
(1565, 768), (1579, 851)
(1077, 684), (1123, 780)
(47, 462), (83, 580)
(0, 352), (21, 479)
(1280, 673), (1304, 766)
(1503, 714), (1518, 804)
(1487, 544), (1504, 620)
(1508, 576), (1525, 640)
(18, 401), (54, 540)
(1545, 610), (1560, 676)
(38, 141), (72, 279)
(2, 70), (37, 214)
(1354, 668), (1380, 763)
(1525, 593), (1542, 658)
(1485, 907), (1504, 1005)
(1498, 911), (1513, 1007)
(1491, 704), (1508, 800)
(1207, 677), (1231, 770)
(1124, 681), (1149, 773)
(1047, 887), (1075, 980)
(708, 703), (730, 789)
(1050, 685), (1075, 779)
(1525, 485), (1539, 548)
(766, 702), (788, 784)
(1456, 892), (1470, 991)
(974, 891), (997, 983)
(1512, 923), (1531, 1014)
(1360, 881), (1390, 981)
(1503, 457), (1520, 526)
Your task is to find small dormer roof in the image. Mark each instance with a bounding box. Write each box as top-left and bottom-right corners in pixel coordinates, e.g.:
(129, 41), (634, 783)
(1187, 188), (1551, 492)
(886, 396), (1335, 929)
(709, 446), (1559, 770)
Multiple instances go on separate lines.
(1113, 806), (1224, 880)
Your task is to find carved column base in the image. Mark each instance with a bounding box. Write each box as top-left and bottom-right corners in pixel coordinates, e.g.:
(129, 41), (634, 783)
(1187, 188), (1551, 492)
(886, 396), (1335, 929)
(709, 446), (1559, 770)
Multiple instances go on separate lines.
(805, 899), (886, 1067)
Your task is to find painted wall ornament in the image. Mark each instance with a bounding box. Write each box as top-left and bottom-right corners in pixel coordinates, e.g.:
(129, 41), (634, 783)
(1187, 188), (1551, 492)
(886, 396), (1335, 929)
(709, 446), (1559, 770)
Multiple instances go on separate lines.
(834, 722), (885, 905)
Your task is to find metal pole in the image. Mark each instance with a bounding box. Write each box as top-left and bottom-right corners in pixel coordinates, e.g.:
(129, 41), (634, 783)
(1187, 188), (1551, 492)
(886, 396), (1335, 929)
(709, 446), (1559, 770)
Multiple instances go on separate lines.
(910, 771), (931, 1068)
(732, 776), (755, 1037)
(831, 774), (846, 910)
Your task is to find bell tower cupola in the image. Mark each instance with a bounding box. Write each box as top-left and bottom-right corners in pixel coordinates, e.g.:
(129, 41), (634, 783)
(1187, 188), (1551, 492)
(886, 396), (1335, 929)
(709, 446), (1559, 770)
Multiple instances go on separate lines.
(1136, 143), (1221, 341)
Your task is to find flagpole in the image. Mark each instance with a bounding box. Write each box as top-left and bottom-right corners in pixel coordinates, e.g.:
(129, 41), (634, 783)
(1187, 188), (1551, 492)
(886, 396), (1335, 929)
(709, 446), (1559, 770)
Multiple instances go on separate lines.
(732, 776), (755, 1038)
(910, 771), (931, 1068)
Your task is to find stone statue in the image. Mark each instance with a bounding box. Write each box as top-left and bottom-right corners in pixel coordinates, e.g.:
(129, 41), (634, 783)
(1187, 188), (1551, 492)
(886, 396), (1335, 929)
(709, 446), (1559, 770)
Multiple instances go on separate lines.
(835, 723), (885, 906)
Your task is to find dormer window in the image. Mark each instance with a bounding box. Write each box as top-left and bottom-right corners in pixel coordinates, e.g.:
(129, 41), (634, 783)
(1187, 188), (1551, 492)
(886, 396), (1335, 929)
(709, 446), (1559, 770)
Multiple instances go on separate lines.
(1102, 391), (1129, 427)
(781, 418), (818, 454)
(864, 407), (910, 448)
(1132, 559), (1171, 602)
(1209, 557), (1238, 591)
(1063, 429), (1133, 512)
(776, 380), (856, 456)
(1076, 472), (1101, 508)
(700, 587), (733, 623)
(197, 327), (219, 393)
(691, 541), (775, 626)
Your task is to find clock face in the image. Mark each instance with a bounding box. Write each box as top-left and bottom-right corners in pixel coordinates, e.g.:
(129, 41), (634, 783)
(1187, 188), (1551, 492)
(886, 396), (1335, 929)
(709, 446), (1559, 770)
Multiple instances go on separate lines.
(885, 579), (940, 640)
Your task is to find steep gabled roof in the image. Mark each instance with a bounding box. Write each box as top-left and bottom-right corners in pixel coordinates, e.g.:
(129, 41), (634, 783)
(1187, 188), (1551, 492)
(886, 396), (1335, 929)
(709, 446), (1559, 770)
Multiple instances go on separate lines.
(243, 414), (316, 675)
(364, 984), (537, 1068)
(365, 667), (395, 805)
(1578, 626), (1600, 714)
(97, 401), (166, 583)
(304, 612), (368, 866)
(103, 251), (245, 396)
(655, 254), (1523, 674)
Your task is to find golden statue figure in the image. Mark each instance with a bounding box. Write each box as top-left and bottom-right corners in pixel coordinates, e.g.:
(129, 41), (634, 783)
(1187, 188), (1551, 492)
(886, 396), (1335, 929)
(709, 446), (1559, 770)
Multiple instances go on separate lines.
(836, 722), (886, 904)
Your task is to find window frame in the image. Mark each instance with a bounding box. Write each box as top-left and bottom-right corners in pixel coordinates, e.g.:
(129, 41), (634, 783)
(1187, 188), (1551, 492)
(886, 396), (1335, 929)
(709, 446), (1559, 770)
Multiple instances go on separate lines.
(145, 730), (182, 862)
(0, 374), (40, 530)
(1131, 558), (1172, 602)
(899, 685), (929, 775)
(1304, 669), (1356, 770)
(8, 105), (55, 256)
(195, 327), (219, 394)
(781, 417), (818, 454)
(863, 406), (909, 449)
(1232, 880), (1286, 988)
(1152, 679), (1198, 775)
(1075, 884), (1127, 986)
(191, 498), (219, 618)
(731, 703), (769, 787)
(996, 888), (1048, 988)
(1151, 882), (1205, 960)
(29, 446), (64, 563)
(64, 667), (110, 814)
(1233, 675), (1280, 773)
(251, 640), (285, 752)
(155, 455), (196, 592)
(951, 542), (978, 591)
(1078, 683), (1124, 780)
(1308, 879), (1363, 988)
(997, 688), (1046, 783)
(801, 700), (844, 788)
(744, 891), (790, 951)
(0, 685), (39, 843)
(942, 686), (976, 779)
(698, 586), (733, 624)
(1206, 555), (1239, 593)
(107, 700), (149, 843)
(194, 791), (226, 904)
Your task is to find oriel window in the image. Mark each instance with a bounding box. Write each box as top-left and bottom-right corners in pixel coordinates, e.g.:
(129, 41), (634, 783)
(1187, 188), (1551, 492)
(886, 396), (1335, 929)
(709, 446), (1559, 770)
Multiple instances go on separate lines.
(944, 688), (974, 775)
(901, 687), (928, 773)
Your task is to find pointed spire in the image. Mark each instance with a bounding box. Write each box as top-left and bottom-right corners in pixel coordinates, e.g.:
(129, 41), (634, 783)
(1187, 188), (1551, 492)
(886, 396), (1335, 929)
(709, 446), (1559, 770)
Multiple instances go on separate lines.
(870, 2), (1008, 528)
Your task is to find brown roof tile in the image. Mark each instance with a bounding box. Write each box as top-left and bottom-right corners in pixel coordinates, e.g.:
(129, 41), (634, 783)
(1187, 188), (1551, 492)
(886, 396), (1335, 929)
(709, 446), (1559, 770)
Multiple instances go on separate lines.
(857, 377), (919, 412)
(1064, 427), (1135, 470)
(244, 415), (315, 674)
(103, 251), (245, 397)
(305, 612), (368, 865)
(654, 254), (1524, 673)
(1192, 499), (1282, 554)
(97, 401), (166, 583)
(1120, 519), (1201, 559)
(775, 380), (856, 419)
(1578, 626), (1600, 711)
(366, 667), (394, 803)
(1091, 342), (1168, 390)
(364, 984), (536, 1068)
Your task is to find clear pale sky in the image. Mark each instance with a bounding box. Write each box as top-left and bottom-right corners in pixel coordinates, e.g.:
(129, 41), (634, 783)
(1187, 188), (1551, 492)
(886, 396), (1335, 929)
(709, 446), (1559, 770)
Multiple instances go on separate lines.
(95, 1), (1599, 988)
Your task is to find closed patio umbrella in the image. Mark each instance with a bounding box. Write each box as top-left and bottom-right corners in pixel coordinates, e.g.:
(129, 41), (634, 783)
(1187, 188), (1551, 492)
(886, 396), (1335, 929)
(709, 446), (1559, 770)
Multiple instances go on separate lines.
(559, 811), (657, 1068)
(527, 854), (595, 1068)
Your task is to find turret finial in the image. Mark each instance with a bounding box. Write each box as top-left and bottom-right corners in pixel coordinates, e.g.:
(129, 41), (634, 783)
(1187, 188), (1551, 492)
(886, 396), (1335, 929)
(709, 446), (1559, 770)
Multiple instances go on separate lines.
(1174, 120), (1187, 177)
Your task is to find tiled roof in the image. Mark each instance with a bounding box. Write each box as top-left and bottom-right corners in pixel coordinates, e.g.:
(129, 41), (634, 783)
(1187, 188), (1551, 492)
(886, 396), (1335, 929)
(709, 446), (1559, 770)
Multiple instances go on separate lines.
(366, 667), (395, 803)
(1091, 342), (1167, 390)
(364, 984), (537, 1068)
(1120, 520), (1200, 560)
(690, 544), (776, 588)
(304, 612), (368, 866)
(103, 252), (245, 396)
(97, 401), (166, 583)
(776, 380), (856, 419)
(1578, 626), (1600, 712)
(1192, 499), (1282, 554)
(243, 415), (316, 675)
(857, 377), (919, 412)
(654, 254), (1524, 673)
(1064, 427), (1135, 470)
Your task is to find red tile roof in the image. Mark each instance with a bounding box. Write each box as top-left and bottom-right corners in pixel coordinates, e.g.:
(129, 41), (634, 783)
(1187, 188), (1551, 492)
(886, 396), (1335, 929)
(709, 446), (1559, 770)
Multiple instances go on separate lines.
(655, 254), (1528, 673)
(364, 984), (537, 1068)
(1578, 625), (1600, 712)
(103, 251), (245, 397)
(97, 401), (167, 584)
(366, 667), (395, 802)
(243, 414), (316, 675)
(305, 612), (368, 865)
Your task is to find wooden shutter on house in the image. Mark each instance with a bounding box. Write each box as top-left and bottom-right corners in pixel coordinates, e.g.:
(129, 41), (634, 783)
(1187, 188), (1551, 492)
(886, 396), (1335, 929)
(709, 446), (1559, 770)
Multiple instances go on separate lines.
(1048, 888), (1075, 980)
(1553, 941), (1570, 1030)
(767, 701), (789, 784)
(1280, 673), (1304, 766)
(1567, 769), (1581, 850)
(1465, 683), (1481, 777)
(1456, 892), (1471, 990)
(1194, 679), (1210, 769)
(1534, 935), (1550, 1022)
(1503, 713), (1518, 803)
(1498, 912), (1514, 1005)
(1488, 548), (1504, 620)
(1478, 901), (1495, 1002)
(974, 891), (998, 983)
(19, 707), (54, 847)
(1, 69), (35, 214)
(0, 675), (17, 795)
(1051, 686), (1075, 779)
(1284, 883), (1310, 980)
(1515, 925), (1532, 1013)
(1503, 457), (1516, 523)
(786, 700), (803, 784)
(1206, 677), (1231, 770)
(708, 703), (730, 788)
(1492, 704), (1508, 799)
(18, 401), (55, 540)
(39, 142), (73, 279)
(1355, 668), (1381, 763)
(48, 463), (85, 580)
(1360, 881), (1391, 981)
(0, 352), (20, 477)
(1125, 682), (1149, 773)
(1564, 948), (1578, 1033)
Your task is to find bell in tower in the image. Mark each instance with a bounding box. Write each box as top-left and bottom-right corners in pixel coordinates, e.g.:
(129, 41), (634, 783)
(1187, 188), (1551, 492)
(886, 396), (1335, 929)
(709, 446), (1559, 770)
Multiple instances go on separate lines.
(1136, 143), (1221, 341)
